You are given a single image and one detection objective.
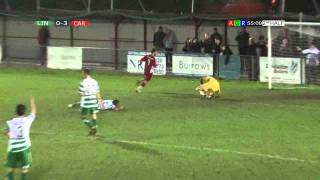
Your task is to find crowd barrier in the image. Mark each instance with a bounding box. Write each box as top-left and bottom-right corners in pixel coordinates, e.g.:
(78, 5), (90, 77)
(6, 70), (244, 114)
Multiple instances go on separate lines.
(18, 46), (314, 85)
(259, 57), (305, 84)
(172, 54), (213, 77)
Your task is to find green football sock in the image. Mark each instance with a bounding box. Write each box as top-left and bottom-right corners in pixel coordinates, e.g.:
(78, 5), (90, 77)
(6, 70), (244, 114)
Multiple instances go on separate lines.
(83, 119), (92, 128)
(91, 119), (97, 128)
(21, 173), (27, 180)
(7, 172), (13, 180)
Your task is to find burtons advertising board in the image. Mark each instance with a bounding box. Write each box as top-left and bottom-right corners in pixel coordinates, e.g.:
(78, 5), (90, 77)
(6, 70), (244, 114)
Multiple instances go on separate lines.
(172, 54), (213, 76)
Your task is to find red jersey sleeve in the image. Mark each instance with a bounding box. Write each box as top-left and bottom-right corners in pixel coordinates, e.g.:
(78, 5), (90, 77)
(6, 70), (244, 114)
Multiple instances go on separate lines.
(154, 59), (159, 67)
(140, 55), (148, 62)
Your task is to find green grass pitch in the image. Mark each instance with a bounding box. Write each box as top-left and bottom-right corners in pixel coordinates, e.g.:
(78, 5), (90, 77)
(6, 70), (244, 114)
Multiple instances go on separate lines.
(0, 65), (319, 180)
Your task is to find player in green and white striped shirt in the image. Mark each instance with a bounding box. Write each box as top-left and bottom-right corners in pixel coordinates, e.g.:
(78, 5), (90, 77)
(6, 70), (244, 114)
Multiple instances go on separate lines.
(5, 96), (36, 180)
(79, 69), (102, 136)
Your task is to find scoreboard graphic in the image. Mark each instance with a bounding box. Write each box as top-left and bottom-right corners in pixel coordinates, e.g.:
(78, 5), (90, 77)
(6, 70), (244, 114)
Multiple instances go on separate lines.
(227, 19), (285, 27)
(35, 20), (91, 27)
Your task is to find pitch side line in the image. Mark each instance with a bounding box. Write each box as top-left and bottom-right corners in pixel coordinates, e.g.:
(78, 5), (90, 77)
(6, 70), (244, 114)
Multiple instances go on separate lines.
(30, 132), (319, 164)
(115, 140), (319, 164)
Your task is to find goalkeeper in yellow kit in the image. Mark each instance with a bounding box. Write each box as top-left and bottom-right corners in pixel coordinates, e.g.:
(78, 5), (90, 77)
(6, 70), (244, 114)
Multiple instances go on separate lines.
(195, 76), (221, 99)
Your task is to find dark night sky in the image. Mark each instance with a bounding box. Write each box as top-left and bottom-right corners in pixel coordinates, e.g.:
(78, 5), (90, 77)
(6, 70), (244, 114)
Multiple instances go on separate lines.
(142, 0), (319, 15)
(0, 0), (319, 16)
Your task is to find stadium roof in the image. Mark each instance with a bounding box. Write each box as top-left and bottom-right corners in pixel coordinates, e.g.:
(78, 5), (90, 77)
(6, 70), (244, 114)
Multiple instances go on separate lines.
(0, 0), (318, 22)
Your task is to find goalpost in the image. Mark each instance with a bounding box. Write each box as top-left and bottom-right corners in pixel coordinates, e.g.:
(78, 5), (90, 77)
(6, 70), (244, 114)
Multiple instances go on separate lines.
(266, 21), (320, 89)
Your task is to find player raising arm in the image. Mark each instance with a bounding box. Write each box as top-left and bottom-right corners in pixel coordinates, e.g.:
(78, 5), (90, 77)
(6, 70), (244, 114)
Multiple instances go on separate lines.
(5, 96), (36, 180)
(79, 69), (102, 136)
(136, 48), (159, 93)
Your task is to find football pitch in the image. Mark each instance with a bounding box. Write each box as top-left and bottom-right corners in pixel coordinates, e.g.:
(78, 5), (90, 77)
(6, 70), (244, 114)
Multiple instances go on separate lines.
(0, 65), (319, 180)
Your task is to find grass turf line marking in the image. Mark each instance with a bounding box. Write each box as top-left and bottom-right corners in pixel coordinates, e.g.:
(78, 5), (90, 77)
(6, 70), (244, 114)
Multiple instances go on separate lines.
(115, 140), (319, 164)
(30, 132), (319, 164)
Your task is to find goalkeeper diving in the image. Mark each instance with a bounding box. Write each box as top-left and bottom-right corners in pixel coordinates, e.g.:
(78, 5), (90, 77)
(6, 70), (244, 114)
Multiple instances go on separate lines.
(195, 76), (221, 99)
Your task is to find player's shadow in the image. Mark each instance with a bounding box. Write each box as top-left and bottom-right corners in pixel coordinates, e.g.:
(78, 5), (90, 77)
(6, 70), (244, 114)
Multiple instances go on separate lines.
(160, 92), (199, 99)
(30, 164), (53, 180)
(97, 138), (162, 156)
(160, 92), (244, 102)
(217, 98), (243, 103)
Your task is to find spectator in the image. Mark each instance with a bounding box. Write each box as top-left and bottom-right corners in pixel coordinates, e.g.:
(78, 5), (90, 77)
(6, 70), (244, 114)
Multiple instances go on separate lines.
(257, 35), (268, 57)
(235, 27), (250, 55)
(278, 28), (289, 40)
(38, 26), (50, 66)
(191, 38), (202, 53)
(299, 41), (320, 84)
(221, 44), (233, 56)
(182, 38), (192, 53)
(163, 28), (176, 67)
(153, 26), (166, 50)
(313, 35), (320, 49)
(220, 44), (233, 66)
(202, 33), (213, 54)
(235, 27), (250, 71)
(273, 28), (289, 49)
(212, 38), (222, 54)
(210, 27), (223, 42)
(300, 41), (320, 62)
(276, 28), (307, 57)
(247, 38), (257, 56)
(247, 38), (259, 81)
(212, 38), (222, 72)
(276, 38), (293, 57)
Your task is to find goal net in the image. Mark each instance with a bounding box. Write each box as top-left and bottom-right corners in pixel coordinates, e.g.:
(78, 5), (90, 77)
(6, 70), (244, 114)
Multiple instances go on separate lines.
(264, 22), (320, 89)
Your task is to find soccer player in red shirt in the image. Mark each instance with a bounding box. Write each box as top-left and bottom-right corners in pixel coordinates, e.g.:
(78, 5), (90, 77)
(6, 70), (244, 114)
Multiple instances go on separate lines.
(136, 48), (158, 93)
